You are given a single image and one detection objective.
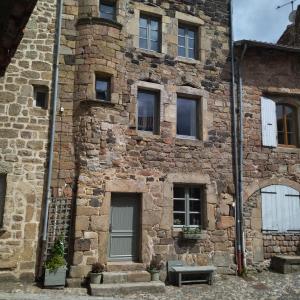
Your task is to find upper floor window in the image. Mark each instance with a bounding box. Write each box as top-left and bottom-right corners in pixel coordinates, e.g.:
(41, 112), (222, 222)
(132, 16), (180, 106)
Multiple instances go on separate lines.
(95, 76), (111, 101)
(139, 14), (160, 52)
(34, 86), (48, 109)
(177, 96), (199, 138)
(276, 104), (297, 147)
(173, 185), (202, 227)
(100, 0), (116, 21)
(137, 89), (160, 134)
(0, 175), (6, 228)
(178, 24), (197, 59)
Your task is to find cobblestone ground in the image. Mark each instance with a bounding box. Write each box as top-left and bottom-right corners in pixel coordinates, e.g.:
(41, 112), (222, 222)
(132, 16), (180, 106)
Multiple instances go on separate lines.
(0, 271), (299, 300)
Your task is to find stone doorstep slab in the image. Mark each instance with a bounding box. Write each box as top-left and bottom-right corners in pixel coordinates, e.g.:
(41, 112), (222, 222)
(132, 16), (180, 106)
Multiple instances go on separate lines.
(273, 256), (300, 264)
(106, 262), (145, 272)
(90, 282), (165, 297)
(102, 271), (151, 284)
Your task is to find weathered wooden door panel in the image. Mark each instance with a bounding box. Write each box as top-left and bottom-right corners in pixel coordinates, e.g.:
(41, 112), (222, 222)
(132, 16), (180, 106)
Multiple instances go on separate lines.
(108, 193), (140, 261)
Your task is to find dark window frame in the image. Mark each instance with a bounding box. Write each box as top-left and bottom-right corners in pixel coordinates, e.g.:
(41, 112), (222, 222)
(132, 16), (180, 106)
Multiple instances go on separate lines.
(178, 23), (198, 59)
(95, 75), (111, 102)
(173, 184), (203, 227)
(99, 0), (117, 21)
(139, 13), (161, 52)
(33, 86), (48, 109)
(176, 95), (200, 139)
(0, 174), (6, 229)
(137, 89), (160, 134)
(276, 103), (298, 147)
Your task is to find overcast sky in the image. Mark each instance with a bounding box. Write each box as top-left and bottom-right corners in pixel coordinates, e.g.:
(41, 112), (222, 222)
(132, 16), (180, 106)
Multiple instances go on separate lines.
(233, 0), (295, 42)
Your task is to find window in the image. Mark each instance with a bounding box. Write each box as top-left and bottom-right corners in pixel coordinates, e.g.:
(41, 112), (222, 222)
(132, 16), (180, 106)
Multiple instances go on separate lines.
(100, 0), (116, 21)
(34, 86), (48, 109)
(95, 76), (111, 101)
(276, 104), (297, 146)
(139, 14), (160, 52)
(173, 185), (202, 227)
(178, 24), (197, 59)
(137, 90), (160, 134)
(177, 97), (198, 138)
(0, 175), (6, 228)
(262, 185), (300, 232)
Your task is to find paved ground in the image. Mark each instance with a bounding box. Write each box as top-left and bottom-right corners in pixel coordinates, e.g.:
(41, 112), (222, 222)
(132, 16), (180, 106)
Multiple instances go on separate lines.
(0, 271), (299, 300)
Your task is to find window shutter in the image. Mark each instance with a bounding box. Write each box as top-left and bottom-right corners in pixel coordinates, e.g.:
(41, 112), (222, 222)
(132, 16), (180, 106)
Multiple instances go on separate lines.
(261, 185), (278, 231)
(261, 97), (277, 147)
(284, 186), (300, 231)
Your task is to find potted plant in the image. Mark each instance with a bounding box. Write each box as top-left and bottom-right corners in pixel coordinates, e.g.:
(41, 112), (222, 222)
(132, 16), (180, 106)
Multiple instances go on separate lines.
(182, 226), (202, 240)
(147, 257), (163, 281)
(44, 236), (67, 288)
(90, 262), (105, 284)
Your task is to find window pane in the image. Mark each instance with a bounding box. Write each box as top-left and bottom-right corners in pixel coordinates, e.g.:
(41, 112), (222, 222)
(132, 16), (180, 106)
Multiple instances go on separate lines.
(278, 132), (284, 144)
(174, 213), (185, 226)
(96, 79), (109, 101)
(188, 29), (196, 39)
(150, 19), (158, 30)
(36, 91), (47, 108)
(189, 214), (201, 226)
(100, 3), (115, 20)
(188, 38), (195, 49)
(139, 17), (147, 28)
(174, 200), (185, 212)
(190, 201), (201, 212)
(151, 41), (158, 51)
(140, 28), (147, 39)
(177, 98), (197, 137)
(178, 36), (185, 47)
(150, 30), (158, 41)
(139, 38), (148, 49)
(174, 186), (185, 198)
(188, 49), (195, 59)
(178, 46), (185, 57)
(138, 91), (157, 132)
(288, 133), (297, 145)
(189, 187), (201, 199)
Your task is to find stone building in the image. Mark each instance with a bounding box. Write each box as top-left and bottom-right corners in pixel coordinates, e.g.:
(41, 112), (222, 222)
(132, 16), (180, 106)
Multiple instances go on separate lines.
(0, 0), (237, 282)
(235, 12), (300, 267)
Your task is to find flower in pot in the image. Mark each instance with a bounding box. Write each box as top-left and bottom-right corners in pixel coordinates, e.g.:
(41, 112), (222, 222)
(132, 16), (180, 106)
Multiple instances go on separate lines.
(182, 226), (202, 240)
(44, 236), (67, 288)
(147, 257), (163, 281)
(90, 262), (105, 284)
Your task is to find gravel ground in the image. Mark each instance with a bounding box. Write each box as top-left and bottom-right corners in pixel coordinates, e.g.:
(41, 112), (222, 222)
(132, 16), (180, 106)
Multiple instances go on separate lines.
(0, 271), (299, 300)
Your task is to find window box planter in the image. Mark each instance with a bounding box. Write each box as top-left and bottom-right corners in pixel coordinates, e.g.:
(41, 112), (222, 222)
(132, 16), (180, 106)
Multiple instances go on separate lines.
(90, 272), (103, 284)
(182, 232), (203, 240)
(44, 266), (66, 287)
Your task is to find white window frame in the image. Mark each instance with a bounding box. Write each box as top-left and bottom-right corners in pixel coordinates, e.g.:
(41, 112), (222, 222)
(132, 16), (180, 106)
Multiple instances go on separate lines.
(173, 185), (202, 228)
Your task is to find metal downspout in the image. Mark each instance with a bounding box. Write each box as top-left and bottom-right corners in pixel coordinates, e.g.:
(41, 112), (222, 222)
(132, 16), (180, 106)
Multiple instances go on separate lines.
(42, 0), (63, 244)
(238, 43), (248, 271)
(229, 0), (243, 274)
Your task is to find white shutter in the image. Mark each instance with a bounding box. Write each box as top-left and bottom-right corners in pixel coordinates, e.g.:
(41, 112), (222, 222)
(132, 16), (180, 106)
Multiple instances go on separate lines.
(284, 186), (300, 231)
(261, 185), (278, 231)
(261, 97), (277, 147)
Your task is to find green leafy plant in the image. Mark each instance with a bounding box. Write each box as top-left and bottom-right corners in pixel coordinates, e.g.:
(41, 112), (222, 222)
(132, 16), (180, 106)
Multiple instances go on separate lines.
(182, 226), (202, 234)
(147, 257), (163, 273)
(174, 219), (182, 225)
(45, 236), (66, 272)
(91, 262), (105, 273)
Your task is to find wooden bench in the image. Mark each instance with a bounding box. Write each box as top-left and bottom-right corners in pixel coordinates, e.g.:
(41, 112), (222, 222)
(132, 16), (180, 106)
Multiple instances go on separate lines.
(167, 260), (216, 287)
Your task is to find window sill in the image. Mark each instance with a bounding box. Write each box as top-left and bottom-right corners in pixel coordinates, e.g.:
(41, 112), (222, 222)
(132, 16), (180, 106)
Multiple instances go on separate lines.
(175, 136), (202, 146)
(80, 99), (117, 107)
(273, 146), (300, 153)
(136, 49), (164, 59)
(77, 17), (122, 30)
(175, 56), (200, 65)
(129, 129), (161, 140)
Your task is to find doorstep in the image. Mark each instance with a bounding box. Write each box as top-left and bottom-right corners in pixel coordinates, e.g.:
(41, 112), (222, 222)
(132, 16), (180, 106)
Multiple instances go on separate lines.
(106, 261), (145, 272)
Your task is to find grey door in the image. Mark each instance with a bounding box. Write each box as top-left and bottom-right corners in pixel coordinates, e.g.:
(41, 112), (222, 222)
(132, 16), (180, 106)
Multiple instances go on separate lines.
(108, 193), (140, 261)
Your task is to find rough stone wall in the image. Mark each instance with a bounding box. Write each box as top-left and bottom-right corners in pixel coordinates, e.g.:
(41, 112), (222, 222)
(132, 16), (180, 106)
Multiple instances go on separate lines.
(0, 0), (57, 280)
(68, 0), (236, 279)
(240, 47), (300, 266)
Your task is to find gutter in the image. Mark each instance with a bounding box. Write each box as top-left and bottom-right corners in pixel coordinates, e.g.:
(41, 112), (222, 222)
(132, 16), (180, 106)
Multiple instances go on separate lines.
(229, 0), (244, 275)
(42, 0), (63, 249)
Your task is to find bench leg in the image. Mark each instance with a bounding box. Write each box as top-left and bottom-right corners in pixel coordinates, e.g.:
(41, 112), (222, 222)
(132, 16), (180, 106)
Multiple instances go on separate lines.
(178, 273), (182, 287)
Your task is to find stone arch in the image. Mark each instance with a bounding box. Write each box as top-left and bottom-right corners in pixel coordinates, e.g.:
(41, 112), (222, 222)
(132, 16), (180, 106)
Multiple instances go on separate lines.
(244, 177), (300, 201)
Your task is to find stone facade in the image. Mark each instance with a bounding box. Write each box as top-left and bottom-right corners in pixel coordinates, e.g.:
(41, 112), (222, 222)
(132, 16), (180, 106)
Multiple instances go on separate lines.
(67, 0), (235, 279)
(237, 44), (300, 267)
(0, 0), (57, 279)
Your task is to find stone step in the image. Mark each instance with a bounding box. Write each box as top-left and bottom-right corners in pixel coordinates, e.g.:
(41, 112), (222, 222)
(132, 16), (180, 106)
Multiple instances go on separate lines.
(106, 262), (145, 272)
(66, 278), (84, 288)
(90, 282), (165, 297)
(102, 271), (150, 284)
(271, 255), (300, 274)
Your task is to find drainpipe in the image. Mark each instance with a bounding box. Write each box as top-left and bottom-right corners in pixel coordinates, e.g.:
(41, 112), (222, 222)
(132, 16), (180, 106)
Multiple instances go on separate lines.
(229, 0), (243, 275)
(42, 0), (63, 248)
(237, 43), (248, 271)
